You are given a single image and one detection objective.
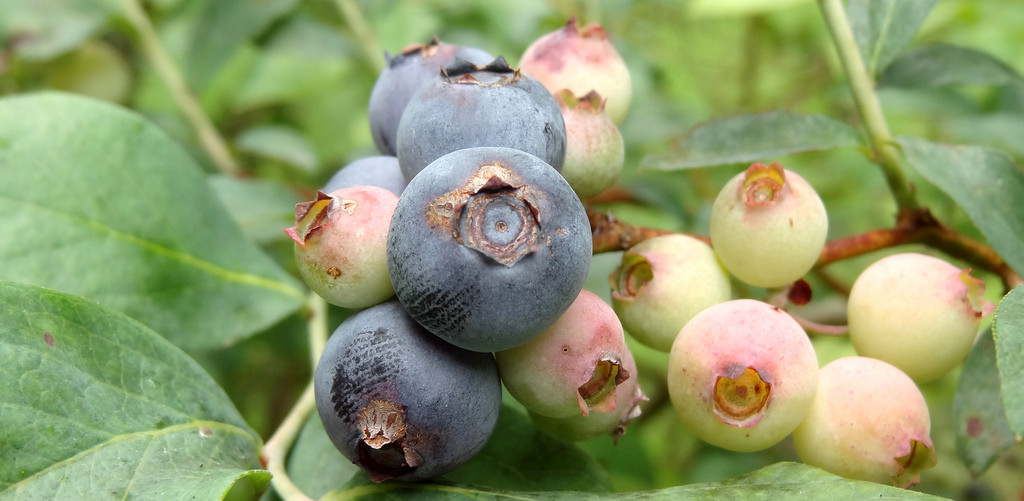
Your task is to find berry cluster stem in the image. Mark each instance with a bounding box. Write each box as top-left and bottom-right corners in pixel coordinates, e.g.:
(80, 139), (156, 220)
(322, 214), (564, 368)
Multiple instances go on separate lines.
(262, 293), (329, 501)
(119, 0), (241, 176)
(818, 0), (917, 212)
(815, 208), (1022, 291)
(588, 206), (707, 253)
(333, 0), (385, 73)
(587, 205), (1022, 292)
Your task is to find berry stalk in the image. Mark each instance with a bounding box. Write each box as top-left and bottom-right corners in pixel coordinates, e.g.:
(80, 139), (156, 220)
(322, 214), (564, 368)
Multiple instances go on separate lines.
(817, 0), (918, 212)
(119, 0), (241, 176)
(587, 205), (1022, 292)
(588, 206), (708, 253)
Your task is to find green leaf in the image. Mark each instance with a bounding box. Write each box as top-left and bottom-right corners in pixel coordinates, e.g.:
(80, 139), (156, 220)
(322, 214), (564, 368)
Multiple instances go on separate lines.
(286, 415), (361, 500)
(208, 174), (305, 245)
(945, 112), (1024, 159)
(880, 44), (1024, 88)
(0, 280), (269, 499)
(0, 92), (305, 351)
(0, 0), (115, 61)
(846, 0), (937, 78)
(185, 0), (300, 90)
(639, 112), (863, 170)
(896, 136), (1024, 279)
(993, 286), (1024, 439)
(953, 329), (1016, 475)
(235, 125), (319, 171)
(440, 404), (611, 492)
(317, 405), (611, 498)
(323, 462), (946, 500)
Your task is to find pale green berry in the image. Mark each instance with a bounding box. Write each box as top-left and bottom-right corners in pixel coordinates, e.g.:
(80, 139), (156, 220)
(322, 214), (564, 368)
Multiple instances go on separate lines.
(556, 90), (625, 198)
(793, 356), (937, 488)
(709, 162), (828, 288)
(609, 234), (731, 352)
(286, 186), (397, 309)
(667, 299), (819, 452)
(847, 252), (995, 382)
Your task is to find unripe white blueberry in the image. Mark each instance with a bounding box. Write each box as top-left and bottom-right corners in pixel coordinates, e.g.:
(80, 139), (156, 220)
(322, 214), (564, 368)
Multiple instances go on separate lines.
(667, 299), (819, 452)
(793, 356), (937, 487)
(527, 345), (647, 442)
(286, 186), (398, 309)
(709, 162), (828, 288)
(555, 90), (625, 198)
(609, 234), (731, 352)
(495, 289), (634, 418)
(847, 252), (995, 382)
(519, 18), (633, 124)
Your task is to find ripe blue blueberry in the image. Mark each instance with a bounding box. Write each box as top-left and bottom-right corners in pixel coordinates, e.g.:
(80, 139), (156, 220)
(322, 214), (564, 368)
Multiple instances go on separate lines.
(368, 36), (493, 156)
(323, 155), (407, 196)
(314, 301), (502, 483)
(387, 147), (591, 352)
(395, 57), (567, 181)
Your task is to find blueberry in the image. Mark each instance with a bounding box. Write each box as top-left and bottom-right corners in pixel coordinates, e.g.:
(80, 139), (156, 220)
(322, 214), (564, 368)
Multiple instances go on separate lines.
(323, 155), (407, 196)
(314, 300), (502, 483)
(395, 57), (567, 181)
(386, 147), (592, 352)
(368, 36), (494, 156)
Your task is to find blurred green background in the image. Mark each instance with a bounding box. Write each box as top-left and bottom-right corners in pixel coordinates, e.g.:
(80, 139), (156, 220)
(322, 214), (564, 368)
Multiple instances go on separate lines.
(3, 0), (1022, 499)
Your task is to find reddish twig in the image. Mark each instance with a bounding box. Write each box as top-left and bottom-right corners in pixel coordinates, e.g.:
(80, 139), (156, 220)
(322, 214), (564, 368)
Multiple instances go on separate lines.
(588, 205), (1023, 292)
(588, 206), (708, 253)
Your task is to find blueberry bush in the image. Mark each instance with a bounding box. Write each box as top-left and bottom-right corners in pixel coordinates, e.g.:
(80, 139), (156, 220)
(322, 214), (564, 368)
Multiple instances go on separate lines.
(1, 1), (1023, 500)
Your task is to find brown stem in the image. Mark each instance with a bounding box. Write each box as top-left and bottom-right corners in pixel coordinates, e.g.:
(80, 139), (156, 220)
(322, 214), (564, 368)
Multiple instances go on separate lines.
(588, 205), (1023, 292)
(588, 207), (707, 254)
(815, 208), (1023, 292)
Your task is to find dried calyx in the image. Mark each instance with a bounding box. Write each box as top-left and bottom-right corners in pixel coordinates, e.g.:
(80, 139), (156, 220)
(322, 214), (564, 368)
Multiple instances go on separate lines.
(285, 191), (356, 246)
(555, 89), (606, 113)
(740, 162), (787, 207)
(712, 366), (772, 427)
(356, 400), (422, 482)
(429, 163), (542, 266)
(442, 56), (521, 86)
(608, 251), (652, 300)
(576, 356), (629, 416)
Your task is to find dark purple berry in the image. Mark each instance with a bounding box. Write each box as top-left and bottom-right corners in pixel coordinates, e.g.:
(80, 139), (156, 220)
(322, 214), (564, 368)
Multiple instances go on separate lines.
(386, 147), (591, 352)
(368, 36), (494, 156)
(314, 301), (502, 483)
(323, 155), (407, 196)
(395, 57), (567, 181)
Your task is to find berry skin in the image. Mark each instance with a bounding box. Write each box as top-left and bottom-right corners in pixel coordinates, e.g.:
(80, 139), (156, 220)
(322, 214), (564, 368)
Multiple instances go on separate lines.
(846, 252), (995, 382)
(527, 344), (647, 442)
(792, 356), (937, 487)
(314, 301), (502, 483)
(609, 234), (731, 352)
(667, 299), (819, 452)
(395, 57), (567, 181)
(555, 90), (625, 198)
(495, 289), (637, 418)
(709, 162), (828, 289)
(368, 36), (494, 156)
(286, 186), (398, 309)
(323, 155), (407, 196)
(519, 17), (633, 124)
(387, 147), (592, 352)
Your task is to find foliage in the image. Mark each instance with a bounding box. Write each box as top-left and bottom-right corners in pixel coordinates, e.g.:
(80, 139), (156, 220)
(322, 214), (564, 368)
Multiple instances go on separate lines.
(1, 0), (1022, 500)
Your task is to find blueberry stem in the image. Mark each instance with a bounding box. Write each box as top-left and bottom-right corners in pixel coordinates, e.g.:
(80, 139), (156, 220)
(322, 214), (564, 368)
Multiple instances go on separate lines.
(333, 0), (385, 73)
(262, 292), (329, 500)
(817, 0), (918, 212)
(262, 383), (316, 501)
(119, 0), (242, 176)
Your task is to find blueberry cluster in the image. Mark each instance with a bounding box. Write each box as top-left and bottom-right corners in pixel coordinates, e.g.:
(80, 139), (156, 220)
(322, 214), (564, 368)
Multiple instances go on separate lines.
(288, 24), (641, 483)
(288, 21), (991, 489)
